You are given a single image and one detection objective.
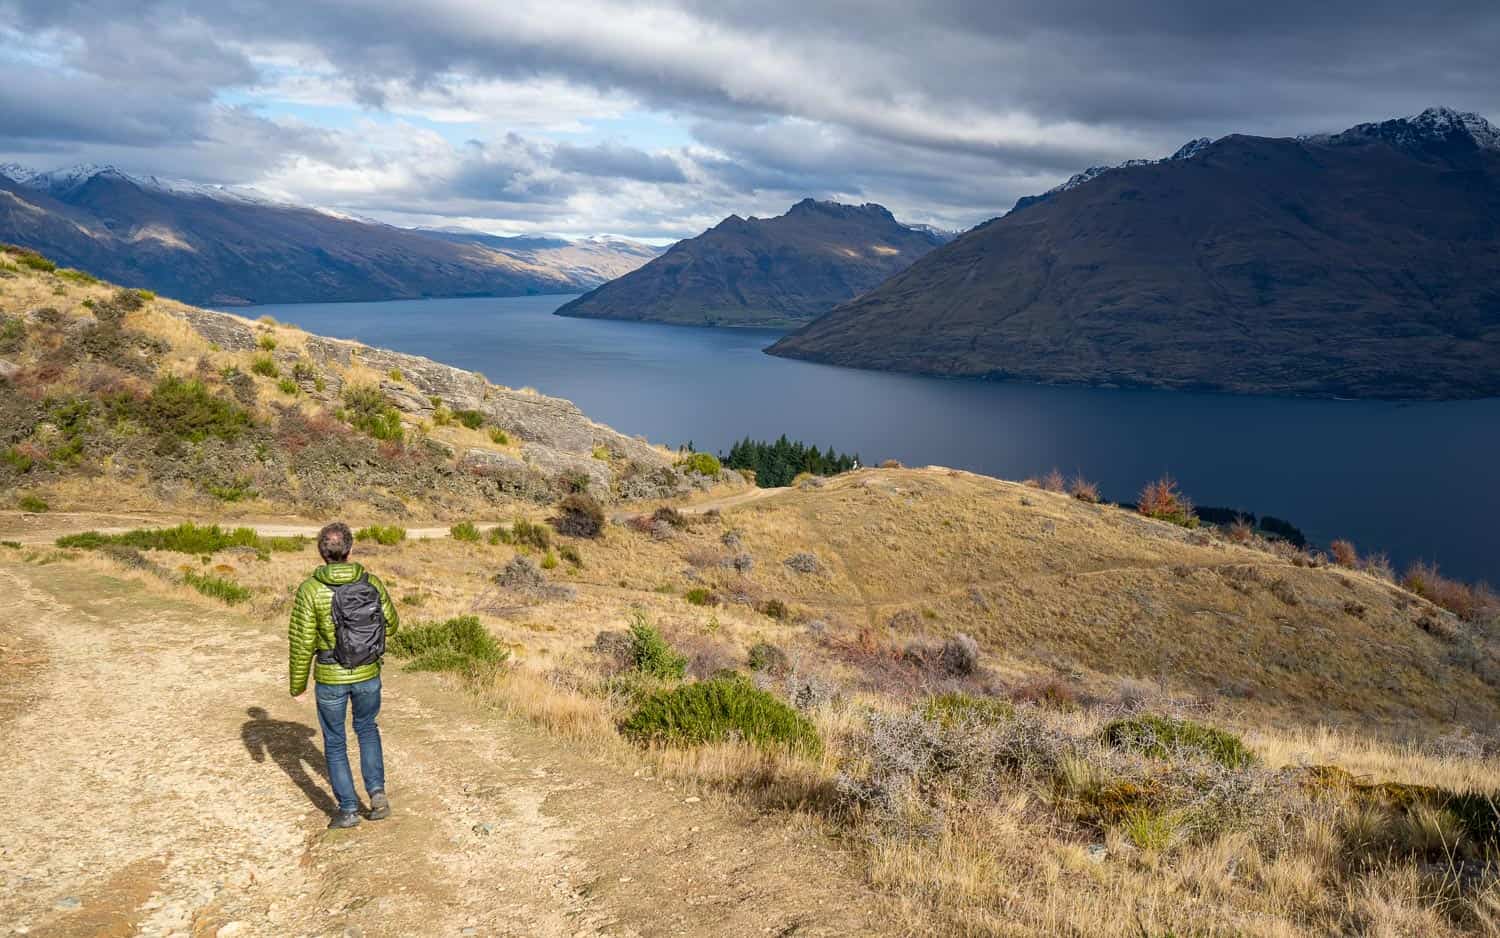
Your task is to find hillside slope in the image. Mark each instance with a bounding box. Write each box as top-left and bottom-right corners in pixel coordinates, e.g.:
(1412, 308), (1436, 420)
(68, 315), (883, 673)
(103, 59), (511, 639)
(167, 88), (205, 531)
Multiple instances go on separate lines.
(0, 166), (657, 305)
(768, 107), (1500, 399)
(0, 244), (729, 517)
(555, 199), (949, 327)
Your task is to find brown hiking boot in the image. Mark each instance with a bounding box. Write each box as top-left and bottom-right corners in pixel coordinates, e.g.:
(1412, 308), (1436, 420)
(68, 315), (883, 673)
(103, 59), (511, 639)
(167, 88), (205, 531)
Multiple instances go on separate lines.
(367, 790), (390, 821)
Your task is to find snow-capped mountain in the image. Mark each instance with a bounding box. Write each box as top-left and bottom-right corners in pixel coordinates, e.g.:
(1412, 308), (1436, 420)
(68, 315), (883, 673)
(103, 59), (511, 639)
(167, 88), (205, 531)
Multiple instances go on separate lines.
(0, 162), (281, 206)
(1009, 137), (1214, 213)
(1306, 106), (1500, 152)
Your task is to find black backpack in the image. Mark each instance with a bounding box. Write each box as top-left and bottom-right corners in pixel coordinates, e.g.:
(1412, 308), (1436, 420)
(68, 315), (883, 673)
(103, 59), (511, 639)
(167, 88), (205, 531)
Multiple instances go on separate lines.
(324, 573), (388, 669)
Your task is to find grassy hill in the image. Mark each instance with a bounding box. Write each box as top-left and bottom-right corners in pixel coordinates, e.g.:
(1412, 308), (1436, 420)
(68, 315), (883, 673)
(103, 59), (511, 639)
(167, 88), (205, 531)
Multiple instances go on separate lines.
(4, 248), (1499, 936)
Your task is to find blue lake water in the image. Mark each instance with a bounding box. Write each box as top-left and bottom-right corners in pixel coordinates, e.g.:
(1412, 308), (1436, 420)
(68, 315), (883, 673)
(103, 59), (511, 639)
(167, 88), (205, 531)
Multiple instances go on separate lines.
(234, 294), (1500, 584)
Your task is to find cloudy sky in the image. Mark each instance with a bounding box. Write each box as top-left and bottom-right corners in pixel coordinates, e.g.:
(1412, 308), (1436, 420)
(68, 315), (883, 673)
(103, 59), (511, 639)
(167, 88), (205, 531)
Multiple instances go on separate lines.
(2, 0), (1497, 240)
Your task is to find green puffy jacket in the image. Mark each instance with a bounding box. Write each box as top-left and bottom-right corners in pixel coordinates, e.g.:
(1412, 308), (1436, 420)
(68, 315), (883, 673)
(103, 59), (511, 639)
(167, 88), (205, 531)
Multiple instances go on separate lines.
(288, 562), (399, 696)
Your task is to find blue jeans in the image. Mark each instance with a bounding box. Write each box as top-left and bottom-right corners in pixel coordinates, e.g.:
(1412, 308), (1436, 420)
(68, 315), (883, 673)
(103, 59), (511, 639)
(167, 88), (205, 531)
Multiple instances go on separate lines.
(315, 676), (385, 814)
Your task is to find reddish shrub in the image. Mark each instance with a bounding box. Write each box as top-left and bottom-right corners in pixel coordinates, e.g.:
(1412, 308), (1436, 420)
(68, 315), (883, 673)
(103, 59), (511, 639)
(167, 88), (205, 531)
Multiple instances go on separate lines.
(1402, 561), (1494, 623)
(1010, 676), (1083, 711)
(1329, 539), (1359, 568)
(1227, 515), (1255, 544)
(1068, 474), (1101, 503)
(1040, 468), (1066, 493)
(1137, 475), (1198, 528)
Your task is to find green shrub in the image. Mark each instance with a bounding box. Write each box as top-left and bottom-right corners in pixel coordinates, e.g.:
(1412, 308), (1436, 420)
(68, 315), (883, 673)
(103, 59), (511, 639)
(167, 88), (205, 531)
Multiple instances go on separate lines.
(452, 408), (485, 430)
(628, 612), (687, 679)
(250, 354), (279, 378)
(206, 478), (256, 502)
(57, 523), (305, 555)
(620, 677), (822, 755)
(559, 545), (583, 567)
(511, 517), (553, 550)
(1118, 808), (1179, 852)
(1137, 476), (1200, 528)
(450, 521), (482, 543)
(677, 452), (722, 476)
(16, 251), (56, 272)
(554, 492), (605, 538)
(759, 598), (790, 620)
(388, 368), (403, 382)
(684, 586), (717, 607)
(387, 615), (508, 675)
(276, 377), (299, 396)
(540, 550), (559, 570)
(256, 334), (277, 351)
(2, 446), (34, 473)
(56, 267), (98, 285)
(136, 289), (156, 301)
(291, 359), (316, 381)
(183, 570), (252, 605)
(17, 493), (48, 513)
(488, 428), (510, 445)
(355, 524), (407, 545)
(921, 692), (1015, 727)
(108, 376), (252, 444)
(1102, 715), (1255, 769)
(0, 316), (24, 354)
(592, 444), (610, 461)
(747, 641), (789, 674)
(341, 385), (404, 442)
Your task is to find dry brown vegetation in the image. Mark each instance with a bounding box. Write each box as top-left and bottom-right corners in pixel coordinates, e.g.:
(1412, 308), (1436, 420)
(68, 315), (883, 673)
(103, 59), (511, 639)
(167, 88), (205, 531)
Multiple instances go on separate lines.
(6, 255), (1500, 936)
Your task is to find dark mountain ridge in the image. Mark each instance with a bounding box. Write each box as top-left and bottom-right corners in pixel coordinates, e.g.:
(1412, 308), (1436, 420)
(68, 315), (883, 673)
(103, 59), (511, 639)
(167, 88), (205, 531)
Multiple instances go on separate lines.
(0, 166), (657, 306)
(767, 107), (1500, 400)
(553, 198), (950, 327)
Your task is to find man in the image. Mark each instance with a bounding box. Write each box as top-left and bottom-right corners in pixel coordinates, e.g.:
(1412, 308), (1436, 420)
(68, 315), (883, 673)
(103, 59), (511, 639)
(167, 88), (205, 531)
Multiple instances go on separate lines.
(289, 521), (399, 829)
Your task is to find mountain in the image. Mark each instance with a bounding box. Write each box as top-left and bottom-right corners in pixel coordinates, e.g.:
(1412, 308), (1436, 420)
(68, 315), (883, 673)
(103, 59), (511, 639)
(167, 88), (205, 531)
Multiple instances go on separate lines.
(416, 228), (664, 287)
(553, 199), (951, 327)
(768, 107), (1500, 400)
(0, 164), (658, 305)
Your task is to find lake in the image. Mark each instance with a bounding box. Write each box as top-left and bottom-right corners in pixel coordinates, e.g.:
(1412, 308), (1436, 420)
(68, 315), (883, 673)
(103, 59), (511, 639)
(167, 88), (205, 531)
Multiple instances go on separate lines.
(235, 294), (1500, 584)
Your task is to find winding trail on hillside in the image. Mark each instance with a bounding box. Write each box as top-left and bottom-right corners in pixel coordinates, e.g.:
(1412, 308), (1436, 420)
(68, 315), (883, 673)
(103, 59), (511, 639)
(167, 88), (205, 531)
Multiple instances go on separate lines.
(0, 560), (888, 938)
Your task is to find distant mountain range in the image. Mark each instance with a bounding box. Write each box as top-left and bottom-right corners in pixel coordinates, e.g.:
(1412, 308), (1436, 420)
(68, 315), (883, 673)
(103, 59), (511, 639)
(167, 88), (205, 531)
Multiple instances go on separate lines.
(0, 165), (660, 306)
(769, 107), (1500, 400)
(554, 199), (952, 327)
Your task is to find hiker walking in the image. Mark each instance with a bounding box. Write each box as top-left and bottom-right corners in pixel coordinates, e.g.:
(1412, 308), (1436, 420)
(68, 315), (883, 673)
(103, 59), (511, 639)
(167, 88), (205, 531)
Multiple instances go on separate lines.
(289, 521), (400, 829)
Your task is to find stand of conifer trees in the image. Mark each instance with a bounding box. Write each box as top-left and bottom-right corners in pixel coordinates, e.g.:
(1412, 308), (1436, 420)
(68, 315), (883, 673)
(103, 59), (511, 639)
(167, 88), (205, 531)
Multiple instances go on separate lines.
(721, 436), (858, 488)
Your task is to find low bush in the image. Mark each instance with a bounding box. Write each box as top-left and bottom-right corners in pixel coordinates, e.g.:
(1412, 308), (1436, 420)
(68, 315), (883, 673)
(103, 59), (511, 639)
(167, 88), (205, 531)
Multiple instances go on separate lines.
(1102, 715), (1255, 769)
(747, 641), (790, 675)
(17, 494), (48, 512)
(1137, 475), (1199, 528)
(341, 385), (404, 442)
(183, 570), (252, 605)
(619, 676), (821, 755)
(921, 692), (1015, 727)
(759, 598), (790, 620)
(939, 633), (981, 676)
(628, 612), (687, 679)
(388, 615), (508, 675)
(488, 428), (510, 445)
(553, 492), (605, 538)
(250, 354), (279, 378)
(559, 544), (583, 567)
(684, 586), (718, 606)
(491, 517), (552, 550)
(57, 523), (305, 555)
(16, 251), (56, 272)
(677, 451), (722, 476)
(205, 477), (256, 502)
(276, 378), (299, 396)
(355, 524), (406, 546)
(451, 408), (485, 430)
(450, 521), (482, 543)
(56, 267), (98, 285)
(540, 550), (559, 570)
(256, 334), (277, 351)
(107, 376), (252, 444)
(783, 552), (822, 574)
(1402, 561), (1494, 623)
(1329, 539), (1359, 568)
(1069, 474), (1101, 503)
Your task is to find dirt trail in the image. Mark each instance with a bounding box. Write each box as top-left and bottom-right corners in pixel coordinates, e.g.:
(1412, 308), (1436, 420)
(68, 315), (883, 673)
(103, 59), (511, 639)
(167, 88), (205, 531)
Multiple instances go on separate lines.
(0, 489), (789, 547)
(0, 561), (890, 938)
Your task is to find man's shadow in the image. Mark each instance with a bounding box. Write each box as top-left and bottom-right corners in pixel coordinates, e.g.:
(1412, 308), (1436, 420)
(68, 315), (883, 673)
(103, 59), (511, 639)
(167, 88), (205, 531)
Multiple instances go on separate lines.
(241, 706), (336, 815)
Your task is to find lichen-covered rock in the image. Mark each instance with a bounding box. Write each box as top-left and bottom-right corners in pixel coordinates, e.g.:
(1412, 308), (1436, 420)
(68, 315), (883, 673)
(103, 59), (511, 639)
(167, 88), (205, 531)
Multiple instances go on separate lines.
(521, 443), (611, 495)
(179, 307), (257, 351)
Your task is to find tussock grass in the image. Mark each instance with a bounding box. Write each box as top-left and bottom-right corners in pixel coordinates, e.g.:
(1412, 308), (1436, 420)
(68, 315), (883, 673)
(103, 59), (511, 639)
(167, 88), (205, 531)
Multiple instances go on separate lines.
(182, 569), (252, 605)
(57, 522), (306, 555)
(355, 524), (406, 545)
(620, 677), (821, 755)
(388, 615), (508, 675)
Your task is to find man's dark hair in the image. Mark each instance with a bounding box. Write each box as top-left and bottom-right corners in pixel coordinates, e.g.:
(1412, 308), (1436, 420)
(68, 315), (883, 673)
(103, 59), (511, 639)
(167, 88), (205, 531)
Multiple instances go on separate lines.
(318, 521), (353, 562)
